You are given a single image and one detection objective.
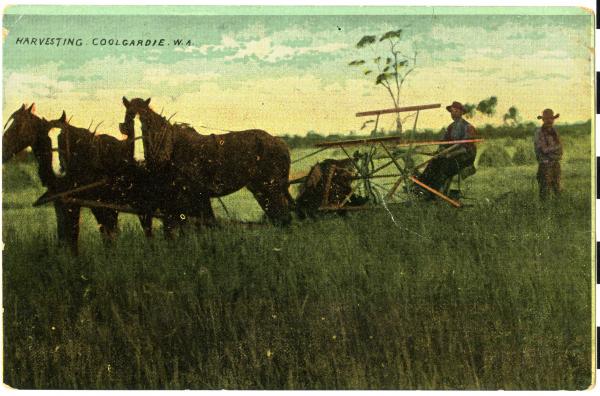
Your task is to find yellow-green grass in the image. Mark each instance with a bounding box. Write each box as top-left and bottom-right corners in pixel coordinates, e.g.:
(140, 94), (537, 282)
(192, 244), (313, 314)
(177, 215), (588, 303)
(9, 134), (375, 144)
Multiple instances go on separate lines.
(2, 135), (593, 389)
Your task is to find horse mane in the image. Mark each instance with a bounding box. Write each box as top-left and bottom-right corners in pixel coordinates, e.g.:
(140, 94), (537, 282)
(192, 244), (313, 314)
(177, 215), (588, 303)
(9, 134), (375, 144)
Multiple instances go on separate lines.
(61, 123), (96, 141)
(140, 107), (205, 164)
(143, 106), (200, 136)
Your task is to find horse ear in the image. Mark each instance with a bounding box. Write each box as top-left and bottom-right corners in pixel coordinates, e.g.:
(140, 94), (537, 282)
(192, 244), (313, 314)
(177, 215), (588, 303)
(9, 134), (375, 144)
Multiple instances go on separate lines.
(122, 96), (130, 107)
(59, 111), (67, 123)
(20, 104), (26, 111)
(27, 103), (35, 113)
(144, 98), (151, 106)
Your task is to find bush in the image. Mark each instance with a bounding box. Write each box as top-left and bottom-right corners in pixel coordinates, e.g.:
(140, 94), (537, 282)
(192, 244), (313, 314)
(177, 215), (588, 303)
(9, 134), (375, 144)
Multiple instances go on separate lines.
(512, 144), (536, 165)
(477, 145), (512, 168)
(2, 162), (40, 191)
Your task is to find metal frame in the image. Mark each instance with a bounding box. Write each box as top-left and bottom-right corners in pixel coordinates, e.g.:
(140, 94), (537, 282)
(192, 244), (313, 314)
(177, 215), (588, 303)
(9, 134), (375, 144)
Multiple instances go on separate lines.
(294, 103), (483, 210)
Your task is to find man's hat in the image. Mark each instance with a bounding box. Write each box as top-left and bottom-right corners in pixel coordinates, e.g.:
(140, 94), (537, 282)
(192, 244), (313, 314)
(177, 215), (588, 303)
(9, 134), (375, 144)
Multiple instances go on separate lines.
(537, 108), (560, 120)
(446, 101), (466, 114)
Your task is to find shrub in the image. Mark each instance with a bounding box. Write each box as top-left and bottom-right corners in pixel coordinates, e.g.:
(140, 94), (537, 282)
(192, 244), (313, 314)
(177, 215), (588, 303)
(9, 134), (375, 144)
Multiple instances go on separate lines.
(512, 144), (536, 165)
(477, 145), (512, 168)
(2, 162), (39, 191)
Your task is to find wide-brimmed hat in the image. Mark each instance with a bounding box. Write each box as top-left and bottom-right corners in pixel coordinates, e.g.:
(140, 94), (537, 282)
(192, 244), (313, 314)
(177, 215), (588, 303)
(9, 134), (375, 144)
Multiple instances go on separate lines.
(446, 101), (466, 114)
(537, 108), (560, 120)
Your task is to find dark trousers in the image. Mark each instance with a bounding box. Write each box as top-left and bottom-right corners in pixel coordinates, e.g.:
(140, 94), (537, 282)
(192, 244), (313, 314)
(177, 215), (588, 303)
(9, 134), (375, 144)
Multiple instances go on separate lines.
(418, 152), (475, 192)
(537, 161), (561, 199)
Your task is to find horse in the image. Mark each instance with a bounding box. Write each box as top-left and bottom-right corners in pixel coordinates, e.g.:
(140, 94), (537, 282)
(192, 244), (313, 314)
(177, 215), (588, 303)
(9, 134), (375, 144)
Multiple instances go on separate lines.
(121, 97), (293, 226)
(2, 104), (152, 254)
(47, 111), (156, 241)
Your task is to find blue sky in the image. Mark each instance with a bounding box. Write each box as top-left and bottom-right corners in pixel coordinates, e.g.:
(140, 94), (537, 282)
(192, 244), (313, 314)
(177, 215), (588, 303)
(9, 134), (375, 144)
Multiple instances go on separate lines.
(2, 8), (594, 136)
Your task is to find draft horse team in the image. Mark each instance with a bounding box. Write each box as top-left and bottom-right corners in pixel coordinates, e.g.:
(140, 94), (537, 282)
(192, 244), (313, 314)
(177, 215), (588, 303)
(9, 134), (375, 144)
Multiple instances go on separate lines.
(3, 98), (293, 253)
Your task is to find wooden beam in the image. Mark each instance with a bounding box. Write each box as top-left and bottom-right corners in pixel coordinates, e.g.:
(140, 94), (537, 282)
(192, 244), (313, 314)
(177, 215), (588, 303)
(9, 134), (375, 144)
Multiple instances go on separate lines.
(319, 204), (374, 211)
(288, 176), (307, 185)
(62, 198), (139, 213)
(409, 176), (461, 208)
(60, 198), (163, 217)
(33, 179), (108, 206)
(314, 137), (482, 149)
(414, 143), (467, 171)
(356, 103), (441, 117)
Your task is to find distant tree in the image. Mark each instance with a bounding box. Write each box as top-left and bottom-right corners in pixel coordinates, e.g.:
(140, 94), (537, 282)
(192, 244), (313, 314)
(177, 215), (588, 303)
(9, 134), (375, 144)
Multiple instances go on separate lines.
(462, 97), (497, 120)
(463, 103), (477, 119)
(476, 96), (498, 117)
(503, 106), (521, 126)
(349, 28), (418, 134)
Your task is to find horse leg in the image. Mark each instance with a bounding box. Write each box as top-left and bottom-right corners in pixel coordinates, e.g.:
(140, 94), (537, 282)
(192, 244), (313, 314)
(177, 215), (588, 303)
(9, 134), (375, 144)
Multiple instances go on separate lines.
(58, 201), (82, 255)
(193, 195), (216, 229)
(54, 201), (68, 243)
(162, 214), (180, 239)
(139, 214), (153, 238)
(247, 180), (292, 226)
(53, 200), (81, 254)
(91, 208), (119, 243)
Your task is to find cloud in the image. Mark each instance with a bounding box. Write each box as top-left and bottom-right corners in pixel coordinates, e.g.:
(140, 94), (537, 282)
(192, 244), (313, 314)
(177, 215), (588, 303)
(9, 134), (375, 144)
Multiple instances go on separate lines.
(174, 26), (348, 63)
(4, 69), (74, 100)
(174, 34), (239, 55)
(223, 37), (347, 63)
(141, 66), (219, 86)
(507, 31), (547, 40)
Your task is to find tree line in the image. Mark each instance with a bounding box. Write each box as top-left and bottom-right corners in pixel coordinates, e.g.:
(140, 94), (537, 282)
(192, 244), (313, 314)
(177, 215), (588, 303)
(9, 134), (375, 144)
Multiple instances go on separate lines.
(280, 120), (591, 149)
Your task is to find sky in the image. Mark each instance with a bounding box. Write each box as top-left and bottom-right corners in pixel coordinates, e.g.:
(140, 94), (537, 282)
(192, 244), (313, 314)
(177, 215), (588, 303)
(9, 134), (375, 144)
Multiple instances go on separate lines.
(2, 6), (595, 137)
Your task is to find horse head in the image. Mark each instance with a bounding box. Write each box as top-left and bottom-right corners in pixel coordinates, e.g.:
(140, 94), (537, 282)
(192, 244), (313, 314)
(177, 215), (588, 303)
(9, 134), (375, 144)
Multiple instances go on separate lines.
(121, 96), (150, 118)
(46, 110), (100, 177)
(122, 96), (173, 165)
(2, 103), (52, 163)
(2, 104), (64, 188)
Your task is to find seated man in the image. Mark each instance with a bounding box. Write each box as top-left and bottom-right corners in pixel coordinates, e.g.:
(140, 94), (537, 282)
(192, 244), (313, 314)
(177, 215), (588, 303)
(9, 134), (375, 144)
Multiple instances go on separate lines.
(416, 101), (477, 195)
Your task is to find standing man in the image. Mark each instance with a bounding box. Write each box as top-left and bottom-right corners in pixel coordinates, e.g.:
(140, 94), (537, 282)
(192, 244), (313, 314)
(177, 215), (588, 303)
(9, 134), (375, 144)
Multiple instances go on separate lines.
(417, 101), (477, 193)
(534, 108), (563, 200)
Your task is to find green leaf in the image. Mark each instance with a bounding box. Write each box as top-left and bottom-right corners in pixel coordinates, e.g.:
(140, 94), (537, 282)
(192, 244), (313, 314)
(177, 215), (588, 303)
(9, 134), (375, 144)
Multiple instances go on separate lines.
(380, 29), (402, 41)
(363, 69), (373, 75)
(348, 59), (366, 66)
(373, 56), (381, 64)
(383, 66), (390, 72)
(375, 72), (394, 85)
(386, 57), (392, 65)
(360, 120), (375, 130)
(356, 35), (377, 48)
(394, 61), (408, 71)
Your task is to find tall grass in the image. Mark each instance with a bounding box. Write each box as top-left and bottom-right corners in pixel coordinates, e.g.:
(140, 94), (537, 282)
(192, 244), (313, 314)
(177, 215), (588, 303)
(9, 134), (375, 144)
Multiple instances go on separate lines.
(2, 136), (593, 389)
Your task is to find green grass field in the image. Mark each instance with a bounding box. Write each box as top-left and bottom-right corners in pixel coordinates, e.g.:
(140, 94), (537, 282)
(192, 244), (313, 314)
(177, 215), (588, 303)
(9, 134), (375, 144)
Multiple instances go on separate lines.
(2, 134), (594, 389)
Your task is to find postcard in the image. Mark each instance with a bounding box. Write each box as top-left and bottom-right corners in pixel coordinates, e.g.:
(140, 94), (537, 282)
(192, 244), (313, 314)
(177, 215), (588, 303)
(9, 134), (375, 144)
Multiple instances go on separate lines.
(1, 5), (595, 390)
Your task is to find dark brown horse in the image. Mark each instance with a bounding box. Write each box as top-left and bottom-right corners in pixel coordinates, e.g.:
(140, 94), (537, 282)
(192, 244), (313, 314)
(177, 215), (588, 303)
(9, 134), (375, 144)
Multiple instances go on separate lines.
(122, 97), (293, 226)
(47, 111), (155, 240)
(2, 104), (152, 254)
